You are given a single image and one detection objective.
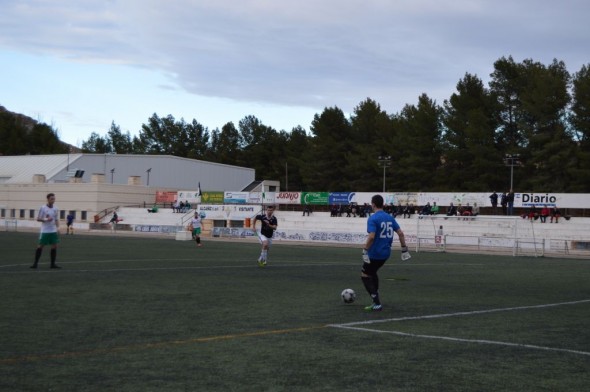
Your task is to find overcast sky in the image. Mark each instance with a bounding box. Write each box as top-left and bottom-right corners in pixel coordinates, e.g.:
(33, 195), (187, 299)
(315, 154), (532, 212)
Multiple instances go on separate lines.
(1, 0), (588, 147)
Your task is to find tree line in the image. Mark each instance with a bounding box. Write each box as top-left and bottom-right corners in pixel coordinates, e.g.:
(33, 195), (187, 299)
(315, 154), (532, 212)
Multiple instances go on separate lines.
(2, 56), (590, 193)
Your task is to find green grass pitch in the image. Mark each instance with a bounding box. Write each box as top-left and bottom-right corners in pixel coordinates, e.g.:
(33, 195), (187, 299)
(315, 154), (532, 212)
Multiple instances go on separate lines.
(1, 232), (589, 391)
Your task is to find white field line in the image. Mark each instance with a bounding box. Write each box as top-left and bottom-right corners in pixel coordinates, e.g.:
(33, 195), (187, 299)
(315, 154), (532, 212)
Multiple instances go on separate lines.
(333, 299), (590, 327)
(0, 262), (354, 274)
(329, 299), (590, 357)
(331, 324), (590, 357)
(0, 259), (483, 271)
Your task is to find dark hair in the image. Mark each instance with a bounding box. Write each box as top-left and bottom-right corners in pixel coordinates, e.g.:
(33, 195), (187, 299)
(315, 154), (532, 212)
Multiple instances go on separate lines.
(266, 205), (275, 209)
(371, 194), (384, 208)
(46, 193), (55, 199)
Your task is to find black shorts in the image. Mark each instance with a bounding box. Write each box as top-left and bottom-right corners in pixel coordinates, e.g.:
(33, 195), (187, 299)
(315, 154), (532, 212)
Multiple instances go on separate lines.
(362, 259), (386, 276)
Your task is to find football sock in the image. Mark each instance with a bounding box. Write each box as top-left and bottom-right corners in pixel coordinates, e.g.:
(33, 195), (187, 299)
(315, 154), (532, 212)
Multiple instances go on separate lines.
(196, 237), (200, 244)
(34, 248), (42, 265)
(371, 292), (381, 306)
(50, 249), (57, 265)
(372, 275), (381, 305)
(362, 276), (377, 298)
(262, 250), (268, 260)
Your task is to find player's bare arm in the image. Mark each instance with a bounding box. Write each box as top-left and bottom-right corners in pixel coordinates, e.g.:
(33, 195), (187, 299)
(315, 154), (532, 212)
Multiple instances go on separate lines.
(396, 229), (407, 247)
(363, 232), (375, 251)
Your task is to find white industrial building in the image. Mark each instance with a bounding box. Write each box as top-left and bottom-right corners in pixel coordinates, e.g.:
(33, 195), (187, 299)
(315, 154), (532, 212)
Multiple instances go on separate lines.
(0, 154), (257, 224)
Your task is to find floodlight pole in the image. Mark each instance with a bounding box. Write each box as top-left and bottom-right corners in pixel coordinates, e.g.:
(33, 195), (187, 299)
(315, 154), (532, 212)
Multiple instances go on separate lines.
(146, 168), (152, 186)
(378, 155), (392, 192)
(504, 154), (520, 189)
(285, 161), (288, 191)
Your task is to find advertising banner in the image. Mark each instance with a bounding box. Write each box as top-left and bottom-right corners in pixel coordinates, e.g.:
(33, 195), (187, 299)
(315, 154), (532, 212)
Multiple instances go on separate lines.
(246, 192), (277, 205)
(514, 193), (586, 208)
(197, 204), (260, 220)
(172, 190), (590, 209)
(155, 191), (177, 203)
(416, 192), (489, 207)
(201, 191), (224, 204)
(276, 192), (302, 205)
(177, 190), (201, 204)
(224, 192), (249, 204)
(328, 192), (354, 205)
(302, 192), (330, 205)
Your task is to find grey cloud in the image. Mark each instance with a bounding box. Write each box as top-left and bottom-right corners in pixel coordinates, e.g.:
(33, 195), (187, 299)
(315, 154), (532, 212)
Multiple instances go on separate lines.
(1, 0), (589, 115)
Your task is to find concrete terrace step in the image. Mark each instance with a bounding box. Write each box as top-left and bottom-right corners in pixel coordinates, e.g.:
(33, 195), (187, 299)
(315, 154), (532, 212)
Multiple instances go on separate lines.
(107, 207), (194, 227)
(103, 208), (590, 243)
(276, 211), (590, 242)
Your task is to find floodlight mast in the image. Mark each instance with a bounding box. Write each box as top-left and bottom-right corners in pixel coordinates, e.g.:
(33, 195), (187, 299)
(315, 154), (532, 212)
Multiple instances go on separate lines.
(504, 154), (521, 189)
(378, 155), (392, 192)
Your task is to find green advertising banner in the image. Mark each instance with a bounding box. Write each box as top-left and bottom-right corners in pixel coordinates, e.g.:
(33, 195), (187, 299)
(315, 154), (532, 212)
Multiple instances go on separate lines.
(201, 191), (225, 204)
(301, 192), (330, 205)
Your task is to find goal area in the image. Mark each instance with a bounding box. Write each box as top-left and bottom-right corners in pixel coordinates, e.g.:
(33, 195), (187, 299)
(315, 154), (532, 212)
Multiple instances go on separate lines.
(413, 215), (547, 257)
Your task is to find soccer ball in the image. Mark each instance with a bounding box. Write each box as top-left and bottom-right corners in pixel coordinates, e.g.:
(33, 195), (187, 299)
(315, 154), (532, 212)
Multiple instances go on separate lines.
(341, 288), (356, 304)
(199, 212), (206, 219)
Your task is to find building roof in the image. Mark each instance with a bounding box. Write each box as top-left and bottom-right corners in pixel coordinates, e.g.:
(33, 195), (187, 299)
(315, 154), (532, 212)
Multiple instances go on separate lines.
(0, 154), (82, 184)
(0, 154), (256, 191)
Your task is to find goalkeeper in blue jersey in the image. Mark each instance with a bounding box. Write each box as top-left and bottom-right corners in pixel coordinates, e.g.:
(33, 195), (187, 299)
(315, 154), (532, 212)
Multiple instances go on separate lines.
(361, 194), (410, 311)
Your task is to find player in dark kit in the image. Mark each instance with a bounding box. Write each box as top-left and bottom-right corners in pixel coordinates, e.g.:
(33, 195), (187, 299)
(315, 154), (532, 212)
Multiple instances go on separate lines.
(252, 205), (278, 267)
(361, 195), (410, 311)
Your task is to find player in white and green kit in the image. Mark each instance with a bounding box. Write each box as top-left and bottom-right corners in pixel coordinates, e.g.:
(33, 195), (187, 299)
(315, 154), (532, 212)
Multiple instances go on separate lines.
(191, 211), (203, 247)
(31, 193), (61, 269)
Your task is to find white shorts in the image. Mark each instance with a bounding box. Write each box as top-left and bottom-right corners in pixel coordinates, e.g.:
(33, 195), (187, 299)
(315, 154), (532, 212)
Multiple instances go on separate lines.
(258, 232), (272, 246)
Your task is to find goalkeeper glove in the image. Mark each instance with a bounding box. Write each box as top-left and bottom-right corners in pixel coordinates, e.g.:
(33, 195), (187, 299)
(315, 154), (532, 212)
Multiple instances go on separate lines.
(401, 246), (412, 261)
(362, 249), (370, 264)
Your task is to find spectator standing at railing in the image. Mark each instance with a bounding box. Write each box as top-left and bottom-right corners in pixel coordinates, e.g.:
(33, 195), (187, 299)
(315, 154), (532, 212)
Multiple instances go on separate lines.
(330, 205), (339, 217)
(500, 192), (508, 215)
(303, 205), (312, 216)
(489, 191), (498, 214)
(507, 190), (515, 215)
(402, 203), (412, 219)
